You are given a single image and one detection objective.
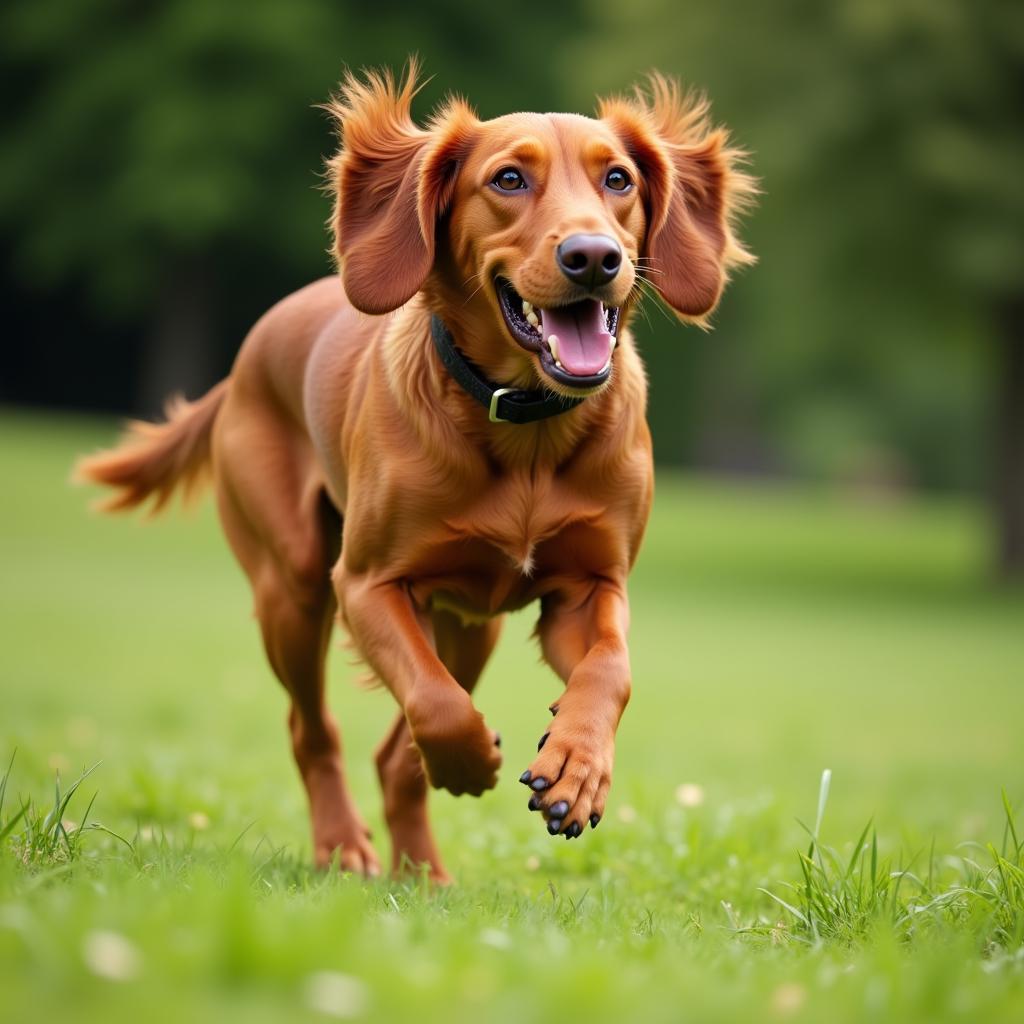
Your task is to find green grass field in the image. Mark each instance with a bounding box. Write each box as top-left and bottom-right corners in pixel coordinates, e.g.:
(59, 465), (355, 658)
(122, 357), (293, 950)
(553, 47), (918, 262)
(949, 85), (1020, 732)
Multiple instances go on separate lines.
(1, 409), (1022, 1023)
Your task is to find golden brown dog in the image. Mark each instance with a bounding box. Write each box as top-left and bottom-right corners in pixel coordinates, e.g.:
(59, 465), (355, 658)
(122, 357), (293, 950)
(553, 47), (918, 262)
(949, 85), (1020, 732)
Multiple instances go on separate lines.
(77, 64), (754, 882)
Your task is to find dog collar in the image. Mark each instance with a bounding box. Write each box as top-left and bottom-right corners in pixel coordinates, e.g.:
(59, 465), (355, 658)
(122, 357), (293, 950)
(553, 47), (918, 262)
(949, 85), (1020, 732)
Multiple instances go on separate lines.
(429, 315), (584, 424)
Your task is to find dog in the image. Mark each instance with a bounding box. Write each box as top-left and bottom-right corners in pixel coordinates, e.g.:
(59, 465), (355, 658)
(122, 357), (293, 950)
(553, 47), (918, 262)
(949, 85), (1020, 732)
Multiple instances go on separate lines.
(77, 63), (754, 882)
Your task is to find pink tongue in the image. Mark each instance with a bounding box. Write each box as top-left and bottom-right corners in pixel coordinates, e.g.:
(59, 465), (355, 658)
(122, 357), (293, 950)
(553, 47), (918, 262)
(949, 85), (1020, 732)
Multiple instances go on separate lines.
(539, 301), (612, 376)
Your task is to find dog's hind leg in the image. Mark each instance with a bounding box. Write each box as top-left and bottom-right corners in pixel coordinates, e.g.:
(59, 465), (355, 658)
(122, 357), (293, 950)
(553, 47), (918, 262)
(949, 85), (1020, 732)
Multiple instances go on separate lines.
(214, 407), (379, 875)
(374, 609), (502, 883)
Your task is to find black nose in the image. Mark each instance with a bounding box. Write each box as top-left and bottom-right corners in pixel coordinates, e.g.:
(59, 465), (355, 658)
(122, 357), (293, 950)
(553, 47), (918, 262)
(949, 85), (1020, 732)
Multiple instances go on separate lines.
(555, 233), (622, 289)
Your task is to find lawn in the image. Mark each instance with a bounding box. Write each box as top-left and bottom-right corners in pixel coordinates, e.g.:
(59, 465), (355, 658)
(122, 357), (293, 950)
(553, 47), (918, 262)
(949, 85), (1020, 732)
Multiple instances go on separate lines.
(1, 409), (1022, 1023)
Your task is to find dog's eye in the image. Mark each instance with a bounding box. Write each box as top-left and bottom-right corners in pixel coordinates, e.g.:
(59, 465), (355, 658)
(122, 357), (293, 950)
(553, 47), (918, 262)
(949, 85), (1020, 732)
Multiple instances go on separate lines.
(493, 167), (527, 191)
(605, 168), (633, 192)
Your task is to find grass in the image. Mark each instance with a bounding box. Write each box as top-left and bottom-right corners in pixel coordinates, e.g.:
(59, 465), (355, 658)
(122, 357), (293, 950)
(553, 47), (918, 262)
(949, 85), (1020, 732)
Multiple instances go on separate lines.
(1, 407), (1023, 1023)
(752, 772), (1024, 950)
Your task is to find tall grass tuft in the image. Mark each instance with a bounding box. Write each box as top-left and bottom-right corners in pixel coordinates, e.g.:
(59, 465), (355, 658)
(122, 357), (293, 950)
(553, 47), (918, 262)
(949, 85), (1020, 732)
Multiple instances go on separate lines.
(757, 771), (1024, 953)
(0, 753), (129, 869)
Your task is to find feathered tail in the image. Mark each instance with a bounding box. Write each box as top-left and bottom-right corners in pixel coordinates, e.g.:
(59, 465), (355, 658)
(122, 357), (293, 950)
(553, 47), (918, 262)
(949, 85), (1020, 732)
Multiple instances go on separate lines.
(74, 380), (228, 514)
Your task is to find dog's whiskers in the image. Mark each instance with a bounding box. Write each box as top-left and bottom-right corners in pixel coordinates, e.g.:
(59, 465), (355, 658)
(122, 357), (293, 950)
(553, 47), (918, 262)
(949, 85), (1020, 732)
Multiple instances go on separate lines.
(633, 258), (664, 277)
(632, 277), (676, 326)
(461, 273), (488, 306)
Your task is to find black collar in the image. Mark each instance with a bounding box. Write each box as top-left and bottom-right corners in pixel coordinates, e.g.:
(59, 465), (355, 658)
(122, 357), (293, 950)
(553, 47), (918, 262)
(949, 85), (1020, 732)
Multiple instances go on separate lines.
(430, 315), (584, 424)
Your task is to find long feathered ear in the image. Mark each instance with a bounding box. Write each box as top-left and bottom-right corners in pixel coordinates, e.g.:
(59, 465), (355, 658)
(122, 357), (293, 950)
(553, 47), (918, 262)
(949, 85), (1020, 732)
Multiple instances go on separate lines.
(324, 61), (478, 315)
(600, 75), (757, 322)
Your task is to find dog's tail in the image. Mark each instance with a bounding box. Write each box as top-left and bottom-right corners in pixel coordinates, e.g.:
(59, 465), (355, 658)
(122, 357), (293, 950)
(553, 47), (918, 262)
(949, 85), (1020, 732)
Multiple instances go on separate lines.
(74, 380), (229, 514)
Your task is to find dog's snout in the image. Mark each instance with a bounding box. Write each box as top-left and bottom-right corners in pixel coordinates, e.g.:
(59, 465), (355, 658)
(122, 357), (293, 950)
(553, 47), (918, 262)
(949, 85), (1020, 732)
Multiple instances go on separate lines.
(555, 234), (622, 289)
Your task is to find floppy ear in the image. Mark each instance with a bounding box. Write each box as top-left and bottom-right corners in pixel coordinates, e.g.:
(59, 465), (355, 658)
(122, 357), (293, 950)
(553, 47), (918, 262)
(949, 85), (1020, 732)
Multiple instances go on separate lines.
(600, 75), (756, 321)
(325, 63), (477, 315)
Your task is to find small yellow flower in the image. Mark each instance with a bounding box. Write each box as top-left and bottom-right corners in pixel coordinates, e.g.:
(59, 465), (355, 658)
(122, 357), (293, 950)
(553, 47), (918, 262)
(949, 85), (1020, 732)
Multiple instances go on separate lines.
(302, 970), (369, 1018)
(83, 930), (141, 982)
(675, 783), (705, 808)
(771, 982), (807, 1016)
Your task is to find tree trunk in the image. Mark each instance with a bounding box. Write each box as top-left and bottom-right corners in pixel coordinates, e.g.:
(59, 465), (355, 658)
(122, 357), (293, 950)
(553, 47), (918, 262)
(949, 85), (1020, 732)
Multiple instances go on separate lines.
(994, 295), (1024, 582)
(137, 260), (217, 418)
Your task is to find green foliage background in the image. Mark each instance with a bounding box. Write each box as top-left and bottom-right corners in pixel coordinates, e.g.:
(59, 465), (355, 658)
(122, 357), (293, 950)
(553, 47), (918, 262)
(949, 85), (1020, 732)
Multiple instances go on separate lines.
(1, 0), (1021, 495)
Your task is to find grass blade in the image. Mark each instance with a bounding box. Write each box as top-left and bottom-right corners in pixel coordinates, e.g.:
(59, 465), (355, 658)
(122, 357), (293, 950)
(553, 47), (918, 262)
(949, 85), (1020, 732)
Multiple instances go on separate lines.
(0, 749), (16, 819)
(0, 803), (27, 842)
(813, 768), (832, 842)
(845, 818), (874, 880)
(1002, 789), (1020, 856)
(758, 887), (810, 926)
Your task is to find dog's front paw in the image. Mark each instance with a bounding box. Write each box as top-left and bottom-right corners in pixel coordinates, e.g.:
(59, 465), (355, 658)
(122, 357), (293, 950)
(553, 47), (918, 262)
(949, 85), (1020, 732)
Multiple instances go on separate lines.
(407, 687), (502, 797)
(519, 711), (613, 838)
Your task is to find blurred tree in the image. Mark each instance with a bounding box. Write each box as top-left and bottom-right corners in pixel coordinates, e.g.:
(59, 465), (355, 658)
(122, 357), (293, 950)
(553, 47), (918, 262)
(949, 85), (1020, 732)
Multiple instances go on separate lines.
(1, 0), (344, 412)
(0, 0), (585, 413)
(568, 0), (1024, 579)
(2, 0), (1021, 577)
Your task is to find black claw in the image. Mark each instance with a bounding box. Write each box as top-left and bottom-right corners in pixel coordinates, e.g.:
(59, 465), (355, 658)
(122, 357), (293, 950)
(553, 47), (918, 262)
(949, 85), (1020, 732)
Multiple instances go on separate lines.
(547, 818), (563, 835)
(494, 732), (501, 748)
(530, 777), (549, 792)
(537, 732), (549, 751)
(589, 813), (601, 829)
(549, 705), (558, 716)
(549, 800), (570, 818)
(519, 770), (532, 785)
(528, 794), (542, 811)
(567, 821), (582, 839)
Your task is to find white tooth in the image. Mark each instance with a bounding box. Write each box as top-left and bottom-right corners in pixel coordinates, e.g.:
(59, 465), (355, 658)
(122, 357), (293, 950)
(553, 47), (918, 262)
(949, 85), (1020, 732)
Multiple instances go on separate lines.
(599, 360), (612, 374)
(610, 335), (618, 351)
(522, 301), (533, 314)
(526, 311), (539, 327)
(555, 360), (564, 369)
(547, 335), (560, 361)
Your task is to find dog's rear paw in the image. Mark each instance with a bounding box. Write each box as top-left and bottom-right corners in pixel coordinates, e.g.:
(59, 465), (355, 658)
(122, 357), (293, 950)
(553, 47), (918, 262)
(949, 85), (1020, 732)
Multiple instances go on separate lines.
(314, 822), (382, 876)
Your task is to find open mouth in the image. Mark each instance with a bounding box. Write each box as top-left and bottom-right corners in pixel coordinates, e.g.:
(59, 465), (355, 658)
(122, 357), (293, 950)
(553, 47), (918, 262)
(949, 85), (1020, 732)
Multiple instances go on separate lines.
(496, 279), (620, 389)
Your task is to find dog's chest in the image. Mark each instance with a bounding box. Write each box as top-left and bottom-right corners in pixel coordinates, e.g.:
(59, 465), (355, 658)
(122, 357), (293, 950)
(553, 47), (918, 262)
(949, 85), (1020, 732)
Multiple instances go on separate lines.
(452, 472), (600, 572)
(413, 473), (606, 618)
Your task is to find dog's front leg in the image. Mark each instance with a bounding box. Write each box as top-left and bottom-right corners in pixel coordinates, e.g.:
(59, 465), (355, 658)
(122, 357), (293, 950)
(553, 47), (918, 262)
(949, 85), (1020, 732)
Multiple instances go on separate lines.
(336, 573), (502, 796)
(524, 579), (632, 837)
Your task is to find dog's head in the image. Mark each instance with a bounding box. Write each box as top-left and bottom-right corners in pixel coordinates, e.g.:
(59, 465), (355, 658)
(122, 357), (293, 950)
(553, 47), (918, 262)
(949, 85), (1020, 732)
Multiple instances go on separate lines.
(326, 62), (755, 398)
